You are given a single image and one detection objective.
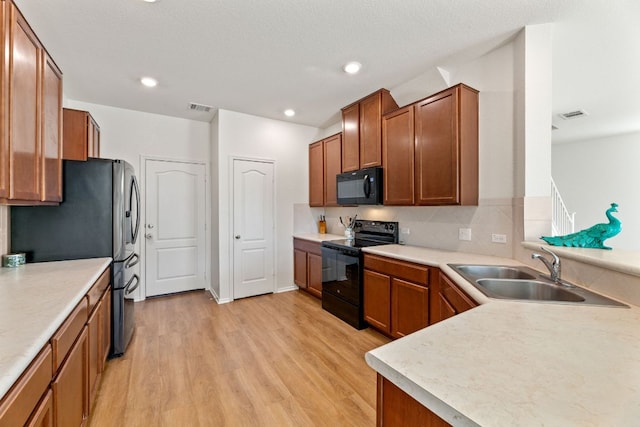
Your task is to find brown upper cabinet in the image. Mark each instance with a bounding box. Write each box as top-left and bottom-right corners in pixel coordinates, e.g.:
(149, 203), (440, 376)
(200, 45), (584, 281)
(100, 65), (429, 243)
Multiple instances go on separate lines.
(309, 133), (341, 207)
(341, 89), (398, 172)
(63, 108), (101, 161)
(0, 0), (63, 205)
(383, 83), (479, 206)
(382, 105), (415, 205)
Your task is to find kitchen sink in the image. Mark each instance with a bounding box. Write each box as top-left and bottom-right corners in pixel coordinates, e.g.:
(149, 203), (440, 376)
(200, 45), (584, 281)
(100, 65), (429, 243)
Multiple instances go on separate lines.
(453, 265), (536, 280)
(448, 264), (628, 307)
(475, 279), (585, 302)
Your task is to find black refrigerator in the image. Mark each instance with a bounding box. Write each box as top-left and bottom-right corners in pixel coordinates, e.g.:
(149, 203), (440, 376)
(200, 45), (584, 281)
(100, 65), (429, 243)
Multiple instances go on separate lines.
(11, 158), (141, 357)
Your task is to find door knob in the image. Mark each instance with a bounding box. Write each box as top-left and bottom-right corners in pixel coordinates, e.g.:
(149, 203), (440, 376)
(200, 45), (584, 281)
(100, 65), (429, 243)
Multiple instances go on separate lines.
(235, 235), (241, 239)
(145, 233), (152, 240)
(147, 224), (154, 229)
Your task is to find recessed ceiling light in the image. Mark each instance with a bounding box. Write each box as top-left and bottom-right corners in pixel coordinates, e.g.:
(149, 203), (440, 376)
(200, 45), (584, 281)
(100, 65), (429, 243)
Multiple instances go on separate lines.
(140, 77), (158, 87)
(142, 0), (158, 3)
(343, 61), (362, 75)
(284, 109), (295, 117)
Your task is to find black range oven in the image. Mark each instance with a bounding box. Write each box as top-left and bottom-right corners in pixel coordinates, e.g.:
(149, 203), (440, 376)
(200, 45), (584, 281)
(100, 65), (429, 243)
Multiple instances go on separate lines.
(321, 220), (399, 329)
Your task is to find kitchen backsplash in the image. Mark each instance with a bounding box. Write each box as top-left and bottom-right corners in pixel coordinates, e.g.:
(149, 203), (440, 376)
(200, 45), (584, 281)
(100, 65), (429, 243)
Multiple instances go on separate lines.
(294, 199), (515, 258)
(0, 206), (8, 255)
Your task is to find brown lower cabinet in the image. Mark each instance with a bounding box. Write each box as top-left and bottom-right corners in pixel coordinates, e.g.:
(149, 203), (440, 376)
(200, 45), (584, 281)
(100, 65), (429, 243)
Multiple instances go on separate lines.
(52, 327), (88, 427)
(293, 238), (323, 298)
(432, 272), (478, 324)
(377, 375), (450, 427)
(27, 389), (53, 427)
(363, 254), (430, 338)
(0, 265), (111, 427)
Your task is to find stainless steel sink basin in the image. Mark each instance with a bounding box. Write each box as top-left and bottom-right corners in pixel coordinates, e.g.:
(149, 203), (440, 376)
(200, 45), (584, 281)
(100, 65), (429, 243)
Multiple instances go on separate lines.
(448, 264), (628, 307)
(453, 265), (536, 280)
(476, 279), (585, 302)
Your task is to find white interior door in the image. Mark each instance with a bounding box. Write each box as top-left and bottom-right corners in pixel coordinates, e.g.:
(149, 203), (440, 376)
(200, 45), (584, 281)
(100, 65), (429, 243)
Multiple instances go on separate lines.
(145, 159), (206, 297)
(233, 159), (275, 299)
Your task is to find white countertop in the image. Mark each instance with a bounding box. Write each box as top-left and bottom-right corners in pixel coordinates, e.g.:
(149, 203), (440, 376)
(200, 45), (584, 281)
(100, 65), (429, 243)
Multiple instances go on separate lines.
(0, 257), (112, 400)
(523, 240), (640, 277)
(363, 245), (640, 426)
(293, 232), (345, 243)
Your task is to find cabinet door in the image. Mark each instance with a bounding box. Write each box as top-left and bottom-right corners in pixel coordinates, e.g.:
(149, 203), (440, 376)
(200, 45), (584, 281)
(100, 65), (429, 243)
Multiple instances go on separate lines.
(438, 293), (456, 323)
(308, 141), (324, 206)
(0, 2), (8, 199)
(294, 248), (308, 288)
(341, 103), (360, 172)
(88, 115), (100, 158)
(363, 269), (391, 334)
(378, 375), (450, 427)
(415, 87), (459, 205)
(88, 301), (101, 406)
(26, 389), (53, 427)
(40, 52), (62, 202)
(438, 273), (478, 320)
(391, 278), (429, 338)
(360, 93), (384, 169)
(382, 106), (415, 205)
(307, 252), (323, 298)
(62, 109), (88, 160)
(323, 134), (342, 206)
(8, 5), (42, 201)
(101, 287), (112, 367)
(52, 327), (88, 427)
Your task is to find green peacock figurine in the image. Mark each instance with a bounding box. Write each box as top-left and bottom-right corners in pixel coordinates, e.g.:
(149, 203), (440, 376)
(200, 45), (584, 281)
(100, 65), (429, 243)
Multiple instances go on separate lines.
(540, 203), (621, 250)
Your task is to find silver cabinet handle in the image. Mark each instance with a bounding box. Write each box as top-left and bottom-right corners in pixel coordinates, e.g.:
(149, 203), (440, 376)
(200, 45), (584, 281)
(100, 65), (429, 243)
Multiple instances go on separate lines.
(145, 233), (152, 240)
(235, 235), (241, 239)
(147, 224), (154, 229)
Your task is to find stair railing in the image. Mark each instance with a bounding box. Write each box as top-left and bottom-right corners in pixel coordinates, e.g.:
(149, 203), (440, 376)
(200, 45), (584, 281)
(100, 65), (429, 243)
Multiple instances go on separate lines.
(551, 178), (575, 236)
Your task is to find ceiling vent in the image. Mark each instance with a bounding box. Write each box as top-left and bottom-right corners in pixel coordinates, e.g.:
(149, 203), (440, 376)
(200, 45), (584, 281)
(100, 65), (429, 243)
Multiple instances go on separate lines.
(188, 102), (213, 113)
(558, 109), (589, 120)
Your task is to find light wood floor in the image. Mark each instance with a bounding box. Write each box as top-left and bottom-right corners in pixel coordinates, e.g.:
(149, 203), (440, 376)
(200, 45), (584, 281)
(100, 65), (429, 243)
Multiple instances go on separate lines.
(89, 290), (390, 427)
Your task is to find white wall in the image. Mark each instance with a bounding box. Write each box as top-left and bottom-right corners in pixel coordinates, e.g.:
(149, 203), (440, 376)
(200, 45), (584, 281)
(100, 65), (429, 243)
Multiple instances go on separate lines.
(212, 109), (320, 302)
(65, 100), (211, 300)
(553, 131), (640, 251)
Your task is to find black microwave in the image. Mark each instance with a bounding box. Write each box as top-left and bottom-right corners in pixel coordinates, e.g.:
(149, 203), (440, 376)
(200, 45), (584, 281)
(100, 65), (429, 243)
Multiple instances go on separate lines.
(336, 167), (383, 205)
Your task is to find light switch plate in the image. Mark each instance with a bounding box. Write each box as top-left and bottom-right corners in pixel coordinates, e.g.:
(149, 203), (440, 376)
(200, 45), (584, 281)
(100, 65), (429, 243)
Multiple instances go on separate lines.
(458, 228), (472, 241)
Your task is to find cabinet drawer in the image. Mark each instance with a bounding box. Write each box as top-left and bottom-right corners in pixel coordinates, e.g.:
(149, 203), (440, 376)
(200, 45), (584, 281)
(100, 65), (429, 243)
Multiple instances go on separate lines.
(364, 254), (428, 285)
(51, 298), (88, 372)
(440, 273), (477, 314)
(0, 345), (52, 427)
(293, 238), (322, 256)
(87, 267), (110, 314)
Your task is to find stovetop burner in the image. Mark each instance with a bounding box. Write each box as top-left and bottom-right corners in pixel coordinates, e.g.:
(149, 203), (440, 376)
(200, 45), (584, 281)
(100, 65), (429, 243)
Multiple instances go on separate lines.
(321, 219), (399, 252)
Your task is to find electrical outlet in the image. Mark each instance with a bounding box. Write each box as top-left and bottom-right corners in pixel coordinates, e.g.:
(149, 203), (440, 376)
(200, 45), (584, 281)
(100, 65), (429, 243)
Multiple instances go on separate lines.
(401, 227), (410, 235)
(492, 233), (507, 244)
(458, 228), (472, 241)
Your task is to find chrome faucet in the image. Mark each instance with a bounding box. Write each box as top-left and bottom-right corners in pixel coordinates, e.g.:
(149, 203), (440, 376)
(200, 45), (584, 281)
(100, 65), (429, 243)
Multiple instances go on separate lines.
(531, 247), (563, 284)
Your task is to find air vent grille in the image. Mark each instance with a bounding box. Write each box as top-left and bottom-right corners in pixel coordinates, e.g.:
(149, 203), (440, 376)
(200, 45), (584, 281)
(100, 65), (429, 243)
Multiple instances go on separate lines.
(559, 109), (589, 120)
(188, 102), (213, 113)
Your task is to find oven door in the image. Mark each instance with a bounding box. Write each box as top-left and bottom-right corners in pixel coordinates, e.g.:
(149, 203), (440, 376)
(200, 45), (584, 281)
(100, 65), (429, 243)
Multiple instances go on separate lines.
(321, 246), (361, 305)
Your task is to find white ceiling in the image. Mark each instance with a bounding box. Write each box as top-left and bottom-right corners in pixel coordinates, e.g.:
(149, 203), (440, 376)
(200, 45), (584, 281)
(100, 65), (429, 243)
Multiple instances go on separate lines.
(13, 0), (640, 142)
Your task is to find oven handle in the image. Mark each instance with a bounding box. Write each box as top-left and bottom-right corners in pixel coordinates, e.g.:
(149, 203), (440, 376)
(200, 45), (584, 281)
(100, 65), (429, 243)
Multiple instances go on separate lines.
(363, 174), (371, 198)
(124, 274), (140, 296)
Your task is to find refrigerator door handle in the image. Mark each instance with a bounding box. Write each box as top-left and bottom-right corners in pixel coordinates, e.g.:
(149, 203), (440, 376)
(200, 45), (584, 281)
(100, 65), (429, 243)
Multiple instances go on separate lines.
(125, 274), (140, 296)
(125, 253), (140, 269)
(130, 175), (141, 245)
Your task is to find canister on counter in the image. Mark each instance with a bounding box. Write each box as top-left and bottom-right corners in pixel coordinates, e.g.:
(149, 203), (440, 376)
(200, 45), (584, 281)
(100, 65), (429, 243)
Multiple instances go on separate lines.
(2, 253), (26, 268)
